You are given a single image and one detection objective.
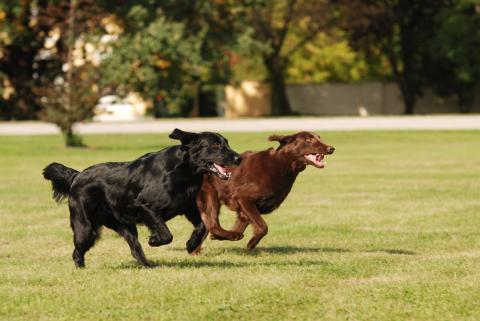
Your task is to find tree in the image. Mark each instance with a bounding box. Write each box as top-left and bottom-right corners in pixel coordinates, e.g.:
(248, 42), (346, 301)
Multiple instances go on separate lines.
(35, 0), (106, 146)
(286, 30), (391, 84)
(101, 8), (203, 116)
(424, 0), (480, 113)
(340, 0), (453, 114)
(38, 63), (100, 146)
(101, 0), (244, 116)
(0, 0), (51, 119)
(235, 0), (333, 115)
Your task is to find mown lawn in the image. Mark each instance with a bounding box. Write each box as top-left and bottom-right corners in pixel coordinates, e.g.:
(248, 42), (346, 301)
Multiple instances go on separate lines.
(0, 130), (479, 321)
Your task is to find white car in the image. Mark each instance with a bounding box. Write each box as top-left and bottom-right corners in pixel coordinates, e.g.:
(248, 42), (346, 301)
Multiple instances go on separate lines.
(94, 95), (142, 122)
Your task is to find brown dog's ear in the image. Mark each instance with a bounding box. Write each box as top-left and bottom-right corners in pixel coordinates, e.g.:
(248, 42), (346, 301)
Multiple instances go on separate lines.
(268, 134), (296, 148)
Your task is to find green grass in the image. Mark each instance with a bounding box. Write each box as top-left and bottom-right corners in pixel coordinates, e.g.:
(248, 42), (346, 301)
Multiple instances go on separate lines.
(1, 130), (480, 321)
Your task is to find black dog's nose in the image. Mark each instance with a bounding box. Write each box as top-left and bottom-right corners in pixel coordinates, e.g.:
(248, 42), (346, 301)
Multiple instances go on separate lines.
(234, 155), (242, 165)
(327, 146), (335, 154)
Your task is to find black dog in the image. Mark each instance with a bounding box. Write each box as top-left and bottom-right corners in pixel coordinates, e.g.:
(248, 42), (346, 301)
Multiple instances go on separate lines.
(43, 129), (241, 268)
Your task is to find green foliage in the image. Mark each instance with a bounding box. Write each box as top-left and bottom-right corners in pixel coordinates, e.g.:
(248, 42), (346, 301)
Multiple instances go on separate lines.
(0, 0), (49, 119)
(230, 0), (335, 115)
(32, 0), (106, 146)
(101, 1), (251, 116)
(2, 0), (480, 119)
(287, 31), (391, 84)
(0, 0), (105, 121)
(424, 0), (480, 112)
(101, 11), (203, 116)
(341, 0), (454, 114)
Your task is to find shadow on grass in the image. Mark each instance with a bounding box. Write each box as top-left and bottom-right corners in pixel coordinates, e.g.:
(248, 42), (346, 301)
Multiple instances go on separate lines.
(107, 245), (415, 270)
(229, 246), (351, 255)
(170, 245), (351, 256)
(109, 257), (333, 270)
(366, 248), (416, 255)
(170, 245), (415, 257)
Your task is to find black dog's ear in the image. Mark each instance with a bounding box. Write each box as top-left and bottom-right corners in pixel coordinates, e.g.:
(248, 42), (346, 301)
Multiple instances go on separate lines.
(169, 128), (199, 145)
(268, 134), (296, 147)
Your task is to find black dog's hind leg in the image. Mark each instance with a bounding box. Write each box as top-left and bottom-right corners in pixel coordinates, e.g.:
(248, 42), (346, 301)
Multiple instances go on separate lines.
(115, 225), (151, 267)
(69, 199), (99, 268)
(185, 210), (208, 254)
(138, 206), (173, 247)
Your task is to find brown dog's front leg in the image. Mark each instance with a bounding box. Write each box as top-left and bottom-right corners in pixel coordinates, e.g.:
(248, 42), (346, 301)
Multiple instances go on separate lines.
(210, 213), (250, 240)
(231, 212), (250, 235)
(197, 178), (244, 241)
(238, 199), (268, 251)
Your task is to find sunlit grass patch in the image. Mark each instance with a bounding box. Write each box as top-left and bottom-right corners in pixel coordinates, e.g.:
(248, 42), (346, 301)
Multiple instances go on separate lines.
(0, 130), (479, 321)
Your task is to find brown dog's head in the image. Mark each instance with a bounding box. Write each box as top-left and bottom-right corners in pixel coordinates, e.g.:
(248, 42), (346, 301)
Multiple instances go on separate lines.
(268, 131), (335, 169)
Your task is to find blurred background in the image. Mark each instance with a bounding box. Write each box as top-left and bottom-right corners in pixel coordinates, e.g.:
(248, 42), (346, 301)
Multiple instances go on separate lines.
(1, 0), (479, 145)
(1, 3), (480, 318)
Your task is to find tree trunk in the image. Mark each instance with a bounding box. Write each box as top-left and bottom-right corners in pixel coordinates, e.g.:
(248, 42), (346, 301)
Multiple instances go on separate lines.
(399, 22), (419, 115)
(403, 90), (416, 115)
(385, 48), (417, 115)
(63, 126), (83, 147)
(458, 88), (474, 114)
(264, 55), (291, 116)
(400, 62), (417, 115)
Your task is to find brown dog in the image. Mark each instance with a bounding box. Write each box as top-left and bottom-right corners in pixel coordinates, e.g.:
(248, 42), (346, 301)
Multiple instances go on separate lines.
(196, 131), (335, 251)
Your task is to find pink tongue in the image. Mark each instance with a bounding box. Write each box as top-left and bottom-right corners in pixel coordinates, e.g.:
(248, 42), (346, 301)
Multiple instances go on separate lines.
(214, 163), (226, 174)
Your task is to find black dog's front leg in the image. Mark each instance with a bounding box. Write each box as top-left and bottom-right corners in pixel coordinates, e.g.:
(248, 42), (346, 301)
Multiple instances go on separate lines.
(138, 205), (173, 247)
(185, 211), (208, 254)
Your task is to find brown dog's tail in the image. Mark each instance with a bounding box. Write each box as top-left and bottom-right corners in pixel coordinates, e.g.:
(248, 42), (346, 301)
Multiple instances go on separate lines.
(43, 163), (79, 203)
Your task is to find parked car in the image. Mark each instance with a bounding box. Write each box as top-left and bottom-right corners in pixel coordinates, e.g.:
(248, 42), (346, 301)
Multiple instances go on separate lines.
(94, 95), (143, 122)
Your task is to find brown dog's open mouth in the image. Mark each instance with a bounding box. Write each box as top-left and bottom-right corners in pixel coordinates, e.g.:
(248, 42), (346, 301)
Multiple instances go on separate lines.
(304, 154), (326, 168)
(209, 163), (232, 180)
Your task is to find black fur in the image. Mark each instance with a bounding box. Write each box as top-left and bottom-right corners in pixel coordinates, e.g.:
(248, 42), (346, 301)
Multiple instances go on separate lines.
(43, 129), (241, 268)
(43, 163), (79, 202)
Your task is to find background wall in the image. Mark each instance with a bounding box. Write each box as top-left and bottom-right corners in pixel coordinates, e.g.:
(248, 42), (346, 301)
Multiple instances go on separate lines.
(224, 81), (272, 117)
(225, 81), (480, 117)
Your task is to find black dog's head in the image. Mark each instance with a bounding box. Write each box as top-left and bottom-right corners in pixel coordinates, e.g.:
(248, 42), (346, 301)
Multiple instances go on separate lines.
(169, 128), (242, 179)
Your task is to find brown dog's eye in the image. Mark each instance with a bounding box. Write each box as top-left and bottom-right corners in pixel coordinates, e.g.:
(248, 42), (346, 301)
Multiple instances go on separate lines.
(212, 143), (220, 149)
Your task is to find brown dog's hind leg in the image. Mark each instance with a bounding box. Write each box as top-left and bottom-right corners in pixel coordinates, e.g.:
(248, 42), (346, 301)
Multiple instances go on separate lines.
(238, 200), (268, 251)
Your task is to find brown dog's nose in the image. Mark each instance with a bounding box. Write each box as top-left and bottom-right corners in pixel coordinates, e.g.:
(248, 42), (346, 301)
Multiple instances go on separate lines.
(327, 146), (335, 154)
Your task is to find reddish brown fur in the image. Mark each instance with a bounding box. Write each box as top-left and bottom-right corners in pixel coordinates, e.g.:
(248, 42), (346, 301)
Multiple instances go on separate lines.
(196, 131), (335, 251)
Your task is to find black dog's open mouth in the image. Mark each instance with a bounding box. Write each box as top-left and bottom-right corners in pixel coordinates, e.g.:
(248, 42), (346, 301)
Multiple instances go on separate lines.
(304, 153), (326, 168)
(209, 162), (231, 180)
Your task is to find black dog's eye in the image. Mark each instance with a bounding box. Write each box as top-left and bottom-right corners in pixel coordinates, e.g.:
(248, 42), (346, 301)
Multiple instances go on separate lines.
(212, 143), (221, 149)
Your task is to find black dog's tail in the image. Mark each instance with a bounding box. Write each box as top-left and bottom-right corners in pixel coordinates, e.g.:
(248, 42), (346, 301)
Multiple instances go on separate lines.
(43, 163), (79, 203)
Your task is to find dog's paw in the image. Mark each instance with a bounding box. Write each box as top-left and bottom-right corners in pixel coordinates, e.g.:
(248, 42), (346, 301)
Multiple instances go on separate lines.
(229, 232), (244, 241)
(148, 235), (162, 247)
(210, 231), (243, 241)
(186, 239), (201, 253)
(189, 245), (203, 256)
(148, 233), (172, 247)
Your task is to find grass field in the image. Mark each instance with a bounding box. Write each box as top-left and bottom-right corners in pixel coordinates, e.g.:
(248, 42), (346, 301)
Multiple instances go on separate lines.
(1, 130), (480, 321)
